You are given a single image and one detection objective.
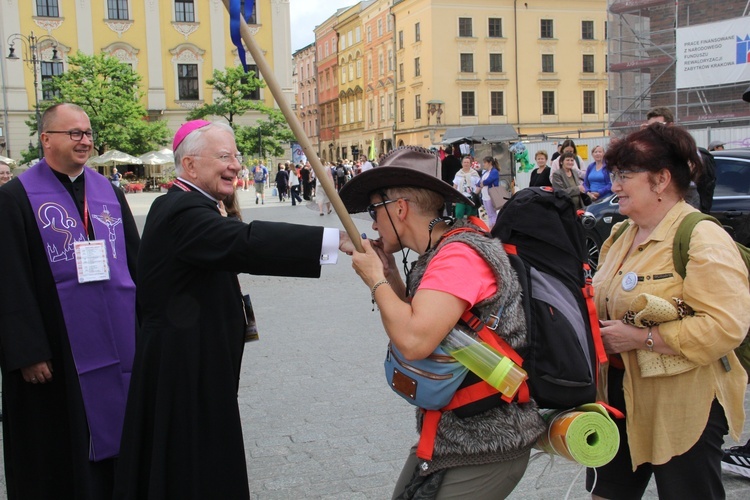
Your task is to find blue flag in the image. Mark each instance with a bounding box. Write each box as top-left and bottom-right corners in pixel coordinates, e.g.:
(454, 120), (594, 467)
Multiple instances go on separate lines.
(230, 0), (256, 72)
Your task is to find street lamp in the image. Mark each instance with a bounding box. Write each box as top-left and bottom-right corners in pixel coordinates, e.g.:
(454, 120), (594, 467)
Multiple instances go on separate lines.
(6, 31), (61, 159)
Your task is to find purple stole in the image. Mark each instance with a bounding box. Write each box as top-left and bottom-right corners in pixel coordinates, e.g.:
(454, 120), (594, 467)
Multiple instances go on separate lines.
(19, 160), (136, 461)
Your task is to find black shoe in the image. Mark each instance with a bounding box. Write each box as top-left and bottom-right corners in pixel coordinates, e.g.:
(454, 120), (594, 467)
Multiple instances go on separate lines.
(722, 443), (750, 478)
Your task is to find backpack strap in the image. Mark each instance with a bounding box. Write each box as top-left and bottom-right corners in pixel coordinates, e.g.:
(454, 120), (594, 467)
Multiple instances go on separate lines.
(415, 309), (531, 463)
(416, 380), (502, 462)
(612, 220), (631, 243)
(672, 212), (720, 279)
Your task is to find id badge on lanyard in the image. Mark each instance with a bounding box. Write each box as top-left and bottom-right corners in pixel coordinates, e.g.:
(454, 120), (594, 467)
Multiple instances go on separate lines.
(74, 196), (110, 283)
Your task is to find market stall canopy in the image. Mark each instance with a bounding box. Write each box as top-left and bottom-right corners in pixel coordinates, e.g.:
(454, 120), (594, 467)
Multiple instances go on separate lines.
(138, 150), (175, 177)
(440, 125), (519, 144)
(88, 149), (143, 167)
(138, 151), (174, 166)
(0, 155), (17, 167)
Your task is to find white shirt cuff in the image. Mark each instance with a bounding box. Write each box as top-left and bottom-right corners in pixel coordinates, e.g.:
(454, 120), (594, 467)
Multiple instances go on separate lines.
(320, 228), (339, 265)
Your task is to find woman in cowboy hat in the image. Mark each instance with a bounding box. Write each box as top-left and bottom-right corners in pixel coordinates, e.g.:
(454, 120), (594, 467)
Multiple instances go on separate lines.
(339, 146), (544, 499)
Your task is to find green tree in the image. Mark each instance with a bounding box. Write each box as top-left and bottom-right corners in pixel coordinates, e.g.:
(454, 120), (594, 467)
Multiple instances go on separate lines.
(188, 66), (294, 160)
(235, 109), (295, 160)
(21, 51), (170, 163)
(187, 66), (267, 126)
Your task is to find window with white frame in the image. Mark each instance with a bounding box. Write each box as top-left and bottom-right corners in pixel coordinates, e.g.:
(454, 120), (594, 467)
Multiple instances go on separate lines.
(415, 94), (421, 119)
(41, 61), (64, 100)
(541, 19), (553, 39)
(460, 53), (474, 73)
(175, 0), (195, 22)
(458, 18), (473, 37)
(108, 0), (128, 20)
(582, 20), (594, 40)
(583, 54), (594, 73)
(489, 18), (502, 38)
(36, 0), (59, 17)
(415, 57), (421, 77)
(461, 91), (475, 116)
(243, 64), (260, 100)
(583, 90), (596, 114)
(542, 91), (555, 115)
(490, 91), (504, 116)
(542, 54), (554, 73)
(178, 63), (199, 100)
(378, 19), (383, 37)
(489, 53), (503, 73)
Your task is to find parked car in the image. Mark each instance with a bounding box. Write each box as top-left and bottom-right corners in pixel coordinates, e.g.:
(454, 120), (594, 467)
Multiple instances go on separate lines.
(581, 148), (750, 272)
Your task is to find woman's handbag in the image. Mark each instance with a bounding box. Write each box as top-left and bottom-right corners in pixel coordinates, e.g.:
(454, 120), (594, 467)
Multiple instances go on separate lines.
(488, 185), (509, 210)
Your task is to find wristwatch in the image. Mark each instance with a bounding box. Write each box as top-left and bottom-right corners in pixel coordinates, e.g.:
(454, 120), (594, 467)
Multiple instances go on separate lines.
(645, 327), (654, 352)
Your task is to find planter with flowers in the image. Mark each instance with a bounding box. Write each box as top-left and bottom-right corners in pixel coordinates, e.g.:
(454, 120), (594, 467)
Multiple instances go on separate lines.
(159, 180), (174, 193)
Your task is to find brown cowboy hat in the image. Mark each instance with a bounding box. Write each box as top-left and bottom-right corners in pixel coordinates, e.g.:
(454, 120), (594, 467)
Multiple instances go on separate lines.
(338, 146), (473, 213)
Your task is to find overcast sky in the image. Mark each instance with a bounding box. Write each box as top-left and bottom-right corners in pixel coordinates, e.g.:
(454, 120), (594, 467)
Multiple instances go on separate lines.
(289, 0), (357, 52)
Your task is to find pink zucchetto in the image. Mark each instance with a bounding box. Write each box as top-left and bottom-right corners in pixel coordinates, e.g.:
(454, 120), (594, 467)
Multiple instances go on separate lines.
(172, 120), (212, 152)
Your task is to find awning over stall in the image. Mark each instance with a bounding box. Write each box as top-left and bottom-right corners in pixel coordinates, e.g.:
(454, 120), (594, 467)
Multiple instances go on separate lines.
(441, 125), (519, 144)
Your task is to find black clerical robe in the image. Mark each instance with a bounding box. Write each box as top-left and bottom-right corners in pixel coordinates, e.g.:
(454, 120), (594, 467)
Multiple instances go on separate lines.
(113, 186), (325, 499)
(0, 172), (139, 500)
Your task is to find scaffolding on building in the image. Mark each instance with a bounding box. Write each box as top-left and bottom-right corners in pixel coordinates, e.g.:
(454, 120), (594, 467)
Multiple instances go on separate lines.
(607, 0), (750, 135)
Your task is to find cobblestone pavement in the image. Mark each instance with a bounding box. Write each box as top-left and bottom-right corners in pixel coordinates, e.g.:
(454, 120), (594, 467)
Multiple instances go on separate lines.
(1, 189), (748, 499)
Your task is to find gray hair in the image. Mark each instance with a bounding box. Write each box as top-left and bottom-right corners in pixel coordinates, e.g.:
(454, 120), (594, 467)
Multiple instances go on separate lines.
(174, 121), (234, 176)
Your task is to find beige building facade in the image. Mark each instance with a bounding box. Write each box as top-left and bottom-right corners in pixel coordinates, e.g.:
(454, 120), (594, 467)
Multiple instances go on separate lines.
(335, 1), (374, 161)
(362, 0), (396, 159)
(391, 0), (608, 147)
(293, 42), (319, 155)
(0, 0), (293, 160)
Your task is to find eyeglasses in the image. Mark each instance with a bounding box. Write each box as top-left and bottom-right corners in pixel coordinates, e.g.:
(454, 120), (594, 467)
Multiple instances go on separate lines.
(45, 130), (96, 141)
(609, 168), (648, 184)
(367, 198), (406, 221)
(196, 153), (243, 164)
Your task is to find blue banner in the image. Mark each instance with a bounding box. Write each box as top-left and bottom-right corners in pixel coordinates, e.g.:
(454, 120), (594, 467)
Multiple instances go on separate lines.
(230, 0), (256, 72)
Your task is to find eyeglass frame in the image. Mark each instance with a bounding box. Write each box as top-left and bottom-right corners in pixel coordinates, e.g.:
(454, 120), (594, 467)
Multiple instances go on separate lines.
(609, 168), (649, 184)
(44, 130), (97, 141)
(367, 198), (408, 221)
(193, 153), (244, 165)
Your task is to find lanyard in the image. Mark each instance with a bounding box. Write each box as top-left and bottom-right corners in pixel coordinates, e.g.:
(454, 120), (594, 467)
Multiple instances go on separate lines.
(83, 195), (90, 240)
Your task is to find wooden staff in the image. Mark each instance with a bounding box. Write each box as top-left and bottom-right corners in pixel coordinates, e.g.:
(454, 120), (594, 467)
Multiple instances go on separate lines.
(221, 0), (364, 252)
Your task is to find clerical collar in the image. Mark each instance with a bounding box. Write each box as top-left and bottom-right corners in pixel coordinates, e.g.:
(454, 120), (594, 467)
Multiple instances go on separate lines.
(175, 177), (218, 203)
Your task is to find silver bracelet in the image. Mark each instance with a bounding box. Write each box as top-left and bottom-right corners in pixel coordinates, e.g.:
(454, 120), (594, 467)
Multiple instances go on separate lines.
(371, 279), (390, 311)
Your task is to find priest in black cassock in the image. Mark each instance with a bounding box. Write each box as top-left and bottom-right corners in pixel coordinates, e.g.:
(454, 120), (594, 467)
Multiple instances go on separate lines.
(113, 120), (353, 499)
(0, 103), (139, 499)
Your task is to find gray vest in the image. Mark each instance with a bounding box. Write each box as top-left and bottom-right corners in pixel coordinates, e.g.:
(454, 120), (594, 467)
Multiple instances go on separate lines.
(408, 220), (546, 475)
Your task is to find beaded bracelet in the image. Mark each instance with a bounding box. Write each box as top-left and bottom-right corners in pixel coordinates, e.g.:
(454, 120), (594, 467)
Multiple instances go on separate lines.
(371, 279), (390, 311)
